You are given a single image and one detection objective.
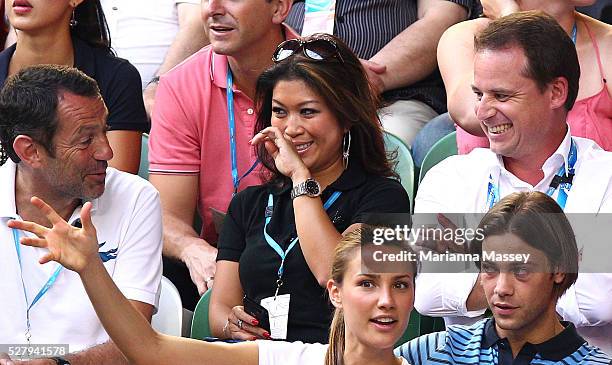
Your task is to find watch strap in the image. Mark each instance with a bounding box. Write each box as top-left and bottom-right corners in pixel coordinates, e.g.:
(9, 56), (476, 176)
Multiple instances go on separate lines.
(51, 357), (71, 365)
(291, 178), (321, 199)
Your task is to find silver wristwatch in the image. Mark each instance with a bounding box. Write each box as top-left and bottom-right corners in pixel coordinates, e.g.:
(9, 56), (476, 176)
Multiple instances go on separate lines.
(291, 178), (322, 199)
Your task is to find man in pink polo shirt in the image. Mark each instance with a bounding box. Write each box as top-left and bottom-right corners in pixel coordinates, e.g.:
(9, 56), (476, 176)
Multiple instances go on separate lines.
(148, 0), (295, 308)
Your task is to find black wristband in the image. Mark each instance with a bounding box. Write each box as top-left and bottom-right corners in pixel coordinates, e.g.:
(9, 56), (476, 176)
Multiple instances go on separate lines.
(51, 357), (71, 365)
(147, 75), (160, 87)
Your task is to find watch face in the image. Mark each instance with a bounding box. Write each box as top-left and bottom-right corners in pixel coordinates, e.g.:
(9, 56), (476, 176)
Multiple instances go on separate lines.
(305, 179), (320, 195)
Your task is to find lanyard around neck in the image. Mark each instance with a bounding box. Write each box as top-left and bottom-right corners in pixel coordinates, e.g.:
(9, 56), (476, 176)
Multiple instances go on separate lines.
(571, 22), (577, 44)
(12, 227), (63, 344)
(486, 138), (577, 210)
(263, 191), (342, 280)
(226, 69), (259, 195)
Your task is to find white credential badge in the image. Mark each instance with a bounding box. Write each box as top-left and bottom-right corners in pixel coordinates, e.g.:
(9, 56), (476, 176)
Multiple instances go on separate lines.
(302, 0), (336, 36)
(260, 294), (291, 339)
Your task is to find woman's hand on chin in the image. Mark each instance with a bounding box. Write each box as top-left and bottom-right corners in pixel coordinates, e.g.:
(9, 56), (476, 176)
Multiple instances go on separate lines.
(7, 197), (101, 274)
(250, 126), (310, 181)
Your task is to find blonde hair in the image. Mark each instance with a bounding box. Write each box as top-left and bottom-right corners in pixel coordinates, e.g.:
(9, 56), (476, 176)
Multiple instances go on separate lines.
(325, 226), (417, 365)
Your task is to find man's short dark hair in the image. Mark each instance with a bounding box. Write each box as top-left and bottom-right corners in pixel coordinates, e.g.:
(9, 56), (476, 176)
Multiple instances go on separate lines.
(474, 11), (580, 111)
(0, 65), (101, 165)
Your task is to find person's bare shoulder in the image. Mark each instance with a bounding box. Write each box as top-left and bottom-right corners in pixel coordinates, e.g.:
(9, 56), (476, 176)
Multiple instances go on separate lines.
(578, 13), (611, 89)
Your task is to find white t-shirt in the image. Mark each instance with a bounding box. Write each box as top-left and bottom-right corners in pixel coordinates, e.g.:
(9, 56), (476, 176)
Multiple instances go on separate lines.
(257, 341), (410, 365)
(414, 129), (612, 353)
(0, 162), (163, 351)
(101, 0), (201, 88)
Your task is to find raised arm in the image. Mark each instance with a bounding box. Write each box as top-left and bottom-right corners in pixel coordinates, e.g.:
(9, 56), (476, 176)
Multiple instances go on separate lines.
(250, 127), (344, 287)
(143, 2), (209, 119)
(8, 197), (258, 365)
(365, 0), (469, 94)
(438, 18), (490, 136)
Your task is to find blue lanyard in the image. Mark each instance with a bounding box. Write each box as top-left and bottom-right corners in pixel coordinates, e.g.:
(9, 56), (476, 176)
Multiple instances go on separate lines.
(226, 69), (259, 195)
(12, 228), (63, 343)
(571, 22), (577, 44)
(486, 139), (577, 210)
(263, 191), (342, 280)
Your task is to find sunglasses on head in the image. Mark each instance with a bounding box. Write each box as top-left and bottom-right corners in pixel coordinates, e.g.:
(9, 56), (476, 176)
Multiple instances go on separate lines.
(272, 37), (344, 63)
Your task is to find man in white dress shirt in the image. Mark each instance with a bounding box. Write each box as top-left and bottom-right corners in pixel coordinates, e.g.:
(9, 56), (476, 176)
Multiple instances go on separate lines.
(414, 11), (612, 354)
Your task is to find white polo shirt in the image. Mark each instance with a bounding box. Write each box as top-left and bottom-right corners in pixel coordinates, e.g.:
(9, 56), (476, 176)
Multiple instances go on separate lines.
(0, 161), (163, 351)
(414, 130), (612, 354)
(101, 0), (201, 88)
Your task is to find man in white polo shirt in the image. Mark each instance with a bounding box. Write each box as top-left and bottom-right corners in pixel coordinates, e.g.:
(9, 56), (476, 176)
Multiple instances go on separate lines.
(414, 12), (612, 353)
(0, 65), (162, 365)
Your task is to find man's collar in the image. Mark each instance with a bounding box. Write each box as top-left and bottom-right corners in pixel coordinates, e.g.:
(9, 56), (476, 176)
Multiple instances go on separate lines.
(481, 318), (586, 361)
(542, 126), (573, 177)
(0, 160), (100, 220)
(210, 23), (299, 89)
(494, 125), (573, 176)
(0, 160), (18, 218)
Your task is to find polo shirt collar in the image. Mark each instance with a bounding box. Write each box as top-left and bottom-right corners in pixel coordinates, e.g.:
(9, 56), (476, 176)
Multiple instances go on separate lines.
(0, 160), (99, 221)
(495, 125), (573, 177)
(0, 160), (18, 219)
(481, 318), (586, 361)
(210, 23), (299, 89)
(0, 43), (16, 87)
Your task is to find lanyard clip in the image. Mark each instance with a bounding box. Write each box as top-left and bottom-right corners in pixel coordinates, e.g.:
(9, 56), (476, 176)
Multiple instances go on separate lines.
(550, 173), (574, 189)
(265, 206), (273, 218)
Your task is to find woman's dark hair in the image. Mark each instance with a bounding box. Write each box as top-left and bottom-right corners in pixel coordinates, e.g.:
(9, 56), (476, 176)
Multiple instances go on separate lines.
(254, 34), (396, 185)
(72, 0), (112, 53)
(471, 192), (579, 299)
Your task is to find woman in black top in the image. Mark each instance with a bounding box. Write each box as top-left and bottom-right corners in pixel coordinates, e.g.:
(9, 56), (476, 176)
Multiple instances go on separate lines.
(3, 0), (147, 173)
(210, 34), (411, 343)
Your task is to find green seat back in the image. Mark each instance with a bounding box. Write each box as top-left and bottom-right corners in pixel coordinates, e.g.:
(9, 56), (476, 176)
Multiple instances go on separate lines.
(383, 131), (415, 212)
(138, 133), (149, 179)
(190, 289), (213, 339)
(418, 131), (457, 184)
(395, 311), (446, 347)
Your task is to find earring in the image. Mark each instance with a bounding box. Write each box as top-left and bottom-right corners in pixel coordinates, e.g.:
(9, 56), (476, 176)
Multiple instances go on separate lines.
(0, 146), (8, 166)
(342, 130), (351, 170)
(69, 8), (78, 28)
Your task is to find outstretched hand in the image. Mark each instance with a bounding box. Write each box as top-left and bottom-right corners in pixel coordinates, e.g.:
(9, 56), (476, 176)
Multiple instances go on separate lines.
(7, 197), (100, 273)
(250, 126), (310, 181)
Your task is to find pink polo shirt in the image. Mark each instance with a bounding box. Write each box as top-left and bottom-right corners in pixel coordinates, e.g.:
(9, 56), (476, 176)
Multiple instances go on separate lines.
(149, 25), (298, 244)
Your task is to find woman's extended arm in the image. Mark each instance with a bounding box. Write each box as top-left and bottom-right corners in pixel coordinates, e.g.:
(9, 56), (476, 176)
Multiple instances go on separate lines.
(9, 197), (258, 365)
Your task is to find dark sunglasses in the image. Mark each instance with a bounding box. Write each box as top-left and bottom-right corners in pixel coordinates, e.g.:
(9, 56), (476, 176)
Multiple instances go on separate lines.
(272, 37), (344, 63)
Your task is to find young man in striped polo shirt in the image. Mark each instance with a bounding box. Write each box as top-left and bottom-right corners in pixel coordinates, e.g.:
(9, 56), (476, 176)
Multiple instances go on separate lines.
(397, 192), (611, 364)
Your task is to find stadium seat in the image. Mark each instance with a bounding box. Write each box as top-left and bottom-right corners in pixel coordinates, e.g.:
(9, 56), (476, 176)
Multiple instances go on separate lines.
(190, 289), (213, 339)
(384, 131), (415, 212)
(151, 276), (183, 336)
(418, 131), (457, 184)
(138, 133), (149, 179)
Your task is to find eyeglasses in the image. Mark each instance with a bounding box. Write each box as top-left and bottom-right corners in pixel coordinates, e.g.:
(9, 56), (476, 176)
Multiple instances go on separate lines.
(272, 37), (344, 63)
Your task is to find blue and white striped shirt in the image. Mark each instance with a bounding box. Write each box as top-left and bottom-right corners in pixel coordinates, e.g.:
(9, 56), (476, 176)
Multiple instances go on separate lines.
(395, 319), (611, 365)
